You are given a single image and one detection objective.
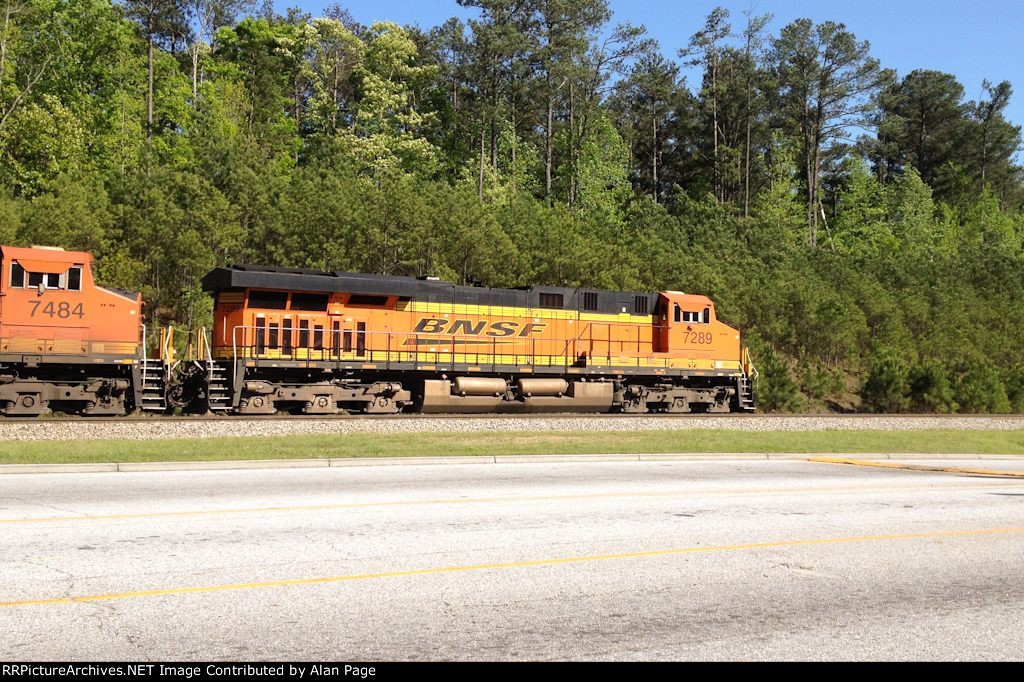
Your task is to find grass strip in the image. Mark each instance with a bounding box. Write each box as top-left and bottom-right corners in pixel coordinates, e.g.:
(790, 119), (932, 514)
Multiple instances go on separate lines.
(1, 429), (1023, 465)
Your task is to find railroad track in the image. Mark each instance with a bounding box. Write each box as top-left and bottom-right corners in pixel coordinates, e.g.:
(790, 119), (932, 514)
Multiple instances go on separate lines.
(3, 412), (1024, 423)
(4, 412), (1023, 443)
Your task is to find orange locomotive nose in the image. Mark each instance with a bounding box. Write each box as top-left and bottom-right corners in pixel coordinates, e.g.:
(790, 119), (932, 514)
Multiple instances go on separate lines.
(0, 245), (147, 417)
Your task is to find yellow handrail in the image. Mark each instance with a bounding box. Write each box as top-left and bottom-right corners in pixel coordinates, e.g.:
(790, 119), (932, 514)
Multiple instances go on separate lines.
(156, 326), (175, 364)
(742, 346), (758, 381)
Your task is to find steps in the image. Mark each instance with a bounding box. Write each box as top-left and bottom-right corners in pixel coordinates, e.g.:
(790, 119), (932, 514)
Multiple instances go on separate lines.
(738, 375), (755, 412)
(205, 361), (232, 412)
(139, 359), (167, 412)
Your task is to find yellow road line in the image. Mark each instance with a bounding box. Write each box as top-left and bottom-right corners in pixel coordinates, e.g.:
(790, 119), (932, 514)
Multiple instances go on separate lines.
(3, 526), (1022, 608)
(809, 457), (1024, 478)
(2, 480), (1021, 525)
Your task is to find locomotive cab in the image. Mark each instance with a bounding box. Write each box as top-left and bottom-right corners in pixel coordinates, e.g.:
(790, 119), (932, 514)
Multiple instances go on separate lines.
(655, 291), (740, 362)
(0, 245), (150, 417)
(0, 245), (141, 357)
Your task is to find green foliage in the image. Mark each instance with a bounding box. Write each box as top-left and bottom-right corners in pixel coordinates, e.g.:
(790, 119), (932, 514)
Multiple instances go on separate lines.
(954, 359), (1012, 414)
(0, 189), (22, 243)
(861, 352), (910, 413)
(908, 360), (957, 413)
(799, 362), (844, 402)
(755, 345), (804, 413)
(21, 175), (112, 252)
(1, 95), (86, 194)
(0, 2), (1022, 415)
(341, 21), (440, 177)
(1005, 366), (1024, 413)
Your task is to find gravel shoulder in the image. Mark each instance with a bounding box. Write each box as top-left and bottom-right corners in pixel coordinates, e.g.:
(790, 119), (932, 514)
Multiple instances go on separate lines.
(2, 414), (1024, 442)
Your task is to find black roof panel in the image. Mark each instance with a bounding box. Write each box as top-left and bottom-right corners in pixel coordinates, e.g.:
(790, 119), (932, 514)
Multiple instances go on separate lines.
(202, 265), (658, 316)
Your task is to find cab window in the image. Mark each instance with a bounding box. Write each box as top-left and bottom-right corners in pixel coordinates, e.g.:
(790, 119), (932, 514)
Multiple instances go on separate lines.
(681, 308), (710, 323)
(28, 272), (60, 288)
(12, 264), (82, 290)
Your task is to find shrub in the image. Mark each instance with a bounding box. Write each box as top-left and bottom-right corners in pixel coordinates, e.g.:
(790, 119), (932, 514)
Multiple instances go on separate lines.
(861, 353), (910, 412)
(954, 359), (1012, 413)
(908, 360), (957, 413)
(756, 345), (804, 413)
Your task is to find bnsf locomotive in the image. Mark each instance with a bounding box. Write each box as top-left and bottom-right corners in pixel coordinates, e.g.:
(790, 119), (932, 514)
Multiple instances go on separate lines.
(0, 245), (757, 417)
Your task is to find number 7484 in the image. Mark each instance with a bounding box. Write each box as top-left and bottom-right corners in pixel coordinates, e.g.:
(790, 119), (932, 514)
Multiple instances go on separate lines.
(28, 300), (85, 319)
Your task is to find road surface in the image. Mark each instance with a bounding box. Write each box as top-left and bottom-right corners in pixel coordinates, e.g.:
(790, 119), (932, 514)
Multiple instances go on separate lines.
(1, 458), (1023, 660)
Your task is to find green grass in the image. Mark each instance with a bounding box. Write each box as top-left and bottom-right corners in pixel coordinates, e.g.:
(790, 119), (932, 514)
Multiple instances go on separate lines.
(1, 429), (1023, 465)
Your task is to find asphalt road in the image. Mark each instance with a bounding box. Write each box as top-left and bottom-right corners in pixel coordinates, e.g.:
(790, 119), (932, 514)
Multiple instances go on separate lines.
(1, 459), (1023, 661)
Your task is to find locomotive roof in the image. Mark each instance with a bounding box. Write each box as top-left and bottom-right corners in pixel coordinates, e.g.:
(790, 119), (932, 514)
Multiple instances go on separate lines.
(202, 264), (663, 316)
(1, 244), (93, 267)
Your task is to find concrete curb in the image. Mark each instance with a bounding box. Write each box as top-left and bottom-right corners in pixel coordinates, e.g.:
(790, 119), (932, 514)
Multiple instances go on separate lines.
(0, 462), (119, 474)
(328, 456), (494, 467)
(116, 459), (330, 472)
(1, 452), (1024, 474)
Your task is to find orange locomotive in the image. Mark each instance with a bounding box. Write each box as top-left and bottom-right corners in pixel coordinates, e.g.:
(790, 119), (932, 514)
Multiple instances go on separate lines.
(0, 245), (166, 416)
(0, 247), (757, 416)
(188, 265), (757, 414)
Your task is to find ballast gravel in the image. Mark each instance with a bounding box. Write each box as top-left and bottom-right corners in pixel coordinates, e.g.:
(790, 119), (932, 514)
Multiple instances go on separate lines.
(1, 414), (1023, 442)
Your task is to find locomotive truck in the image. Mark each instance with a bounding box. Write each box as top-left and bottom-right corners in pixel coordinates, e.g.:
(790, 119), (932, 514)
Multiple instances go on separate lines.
(0, 245), (757, 417)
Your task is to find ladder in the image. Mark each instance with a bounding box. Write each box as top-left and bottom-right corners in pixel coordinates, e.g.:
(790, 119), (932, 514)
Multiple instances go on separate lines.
(737, 374), (755, 412)
(197, 327), (232, 412)
(737, 346), (758, 412)
(139, 359), (167, 412)
(206, 361), (232, 412)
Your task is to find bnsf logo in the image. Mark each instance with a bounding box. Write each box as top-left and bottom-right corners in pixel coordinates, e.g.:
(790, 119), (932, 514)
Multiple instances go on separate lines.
(414, 318), (547, 337)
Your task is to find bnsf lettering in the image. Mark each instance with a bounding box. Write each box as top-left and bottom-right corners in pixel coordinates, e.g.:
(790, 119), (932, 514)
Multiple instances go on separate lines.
(414, 318), (547, 337)
(518, 323), (546, 337)
(486, 321), (517, 337)
(449, 319), (487, 335)
(414, 318), (448, 334)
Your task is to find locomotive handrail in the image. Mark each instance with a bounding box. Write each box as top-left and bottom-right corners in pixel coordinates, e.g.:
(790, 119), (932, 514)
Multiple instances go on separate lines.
(161, 326), (174, 365)
(223, 323), (705, 372)
(742, 346), (759, 382)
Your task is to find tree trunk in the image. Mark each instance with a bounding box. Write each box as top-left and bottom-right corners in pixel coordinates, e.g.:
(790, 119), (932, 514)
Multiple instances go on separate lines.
(545, 82), (553, 203)
(331, 74), (339, 130)
(743, 30), (753, 218)
(711, 54), (719, 203)
(510, 119), (517, 195)
(147, 30), (154, 141)
(568, 82), (576, 207)
(808, 145), (820, 250)
(744, 115), (751, 217)
(980, 120), (989, 188)
(490, 76), (498, 174)
(478, 125), (486, 200)
(191, 44), (199, 104)
(0, 5), (10, 89)
(652, 115), (658, 203)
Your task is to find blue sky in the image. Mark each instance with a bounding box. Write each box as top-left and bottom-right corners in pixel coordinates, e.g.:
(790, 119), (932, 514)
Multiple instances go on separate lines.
(274, 0), (1024, 129)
